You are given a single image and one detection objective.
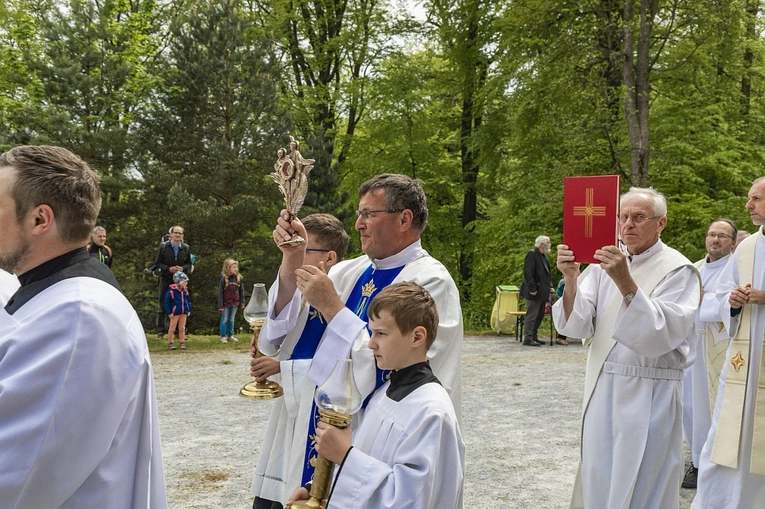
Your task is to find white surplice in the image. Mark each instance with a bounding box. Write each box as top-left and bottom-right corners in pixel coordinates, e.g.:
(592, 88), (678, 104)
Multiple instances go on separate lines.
(692, 231), (765, 509)
(0, 278), (166, 509)
(327, 381), (464, 509)
(0, 269), (19, 306)
(553, 240), (699, 509)
(250, 241), (463, 505)
(682, 255), (728, 467)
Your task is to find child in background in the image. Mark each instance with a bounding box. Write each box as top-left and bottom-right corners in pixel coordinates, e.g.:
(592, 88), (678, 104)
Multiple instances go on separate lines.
(165, 271), (192, 350)
(287, 282), (465, 509)
(218, 258), (245, 343)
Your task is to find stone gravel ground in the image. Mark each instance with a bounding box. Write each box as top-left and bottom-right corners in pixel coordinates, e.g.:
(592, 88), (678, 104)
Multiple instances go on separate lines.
(153, 334), (696, 508)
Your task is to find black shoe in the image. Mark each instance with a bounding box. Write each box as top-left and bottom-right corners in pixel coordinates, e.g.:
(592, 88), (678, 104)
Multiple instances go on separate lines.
(523, 340), (541, 347)
(533, 339), (545, 345)
(681, 464), (698, 489)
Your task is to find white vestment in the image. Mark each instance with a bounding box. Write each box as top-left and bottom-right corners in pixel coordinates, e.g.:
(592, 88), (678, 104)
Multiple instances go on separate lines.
(693, 231), (765, 509)
(682, 255), (728, 467)
(250, 241), (463, 505)
(327, 379), (464, 509)
(553, 240), (699, 509)
(0, 277), (166, 508)
(0, 269), (20, 306)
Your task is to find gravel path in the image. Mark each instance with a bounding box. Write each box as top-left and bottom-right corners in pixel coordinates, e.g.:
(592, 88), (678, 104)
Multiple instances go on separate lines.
(153, 335), (696, 508)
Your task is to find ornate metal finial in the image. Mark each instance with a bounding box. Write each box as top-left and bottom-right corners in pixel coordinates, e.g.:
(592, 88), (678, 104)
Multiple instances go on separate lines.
(269, 135), (315, 246)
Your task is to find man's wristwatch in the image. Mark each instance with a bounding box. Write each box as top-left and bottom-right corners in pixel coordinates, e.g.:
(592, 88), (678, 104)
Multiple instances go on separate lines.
(624, 291), (636, 305)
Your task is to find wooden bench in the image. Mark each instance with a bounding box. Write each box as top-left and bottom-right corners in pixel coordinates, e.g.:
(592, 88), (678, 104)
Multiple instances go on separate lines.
(506, 309), (556, 346)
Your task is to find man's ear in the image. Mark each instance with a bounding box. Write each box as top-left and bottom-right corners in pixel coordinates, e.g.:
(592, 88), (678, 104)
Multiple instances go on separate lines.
(399, 209), (414, 231)
(325, 250), (338, 268)
(29, 204), (55, 235)
(412, 325), (427, 348)
(657, 215), (668, 233)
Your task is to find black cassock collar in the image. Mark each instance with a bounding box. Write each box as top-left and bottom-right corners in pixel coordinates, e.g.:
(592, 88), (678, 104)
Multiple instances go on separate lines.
(386, 361), (441, 402)
(6, 248), (120, 315)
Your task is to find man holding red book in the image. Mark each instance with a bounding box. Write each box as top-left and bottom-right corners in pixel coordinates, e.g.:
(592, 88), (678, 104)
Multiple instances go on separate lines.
(553, 187), (700, 509)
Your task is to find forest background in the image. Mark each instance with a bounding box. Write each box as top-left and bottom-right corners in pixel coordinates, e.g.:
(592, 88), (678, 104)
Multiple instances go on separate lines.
(2, 0), (764, 332)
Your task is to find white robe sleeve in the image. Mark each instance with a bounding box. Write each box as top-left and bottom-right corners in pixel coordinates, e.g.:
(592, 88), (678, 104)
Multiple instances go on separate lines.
(611, 266), (699, 357)
(699, 290), (723, 323)
(715, 253), (742, 339)
(414, 266), (463, 407)
(329, 412), (464, 509)
(260, 276), (303, 348)
(307, 307), (371, 389)
(552, 268), (600, 339)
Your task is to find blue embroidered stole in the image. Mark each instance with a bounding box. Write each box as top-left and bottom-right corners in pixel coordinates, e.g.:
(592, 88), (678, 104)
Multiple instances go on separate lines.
(300, 263), (405, 486)
(290, 303), (327, 360)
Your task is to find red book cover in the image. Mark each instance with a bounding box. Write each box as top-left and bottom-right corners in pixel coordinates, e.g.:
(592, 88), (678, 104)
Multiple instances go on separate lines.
(563, 175), (620, 264)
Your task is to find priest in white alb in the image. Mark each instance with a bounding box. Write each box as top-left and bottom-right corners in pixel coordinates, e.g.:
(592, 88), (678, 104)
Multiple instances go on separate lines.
(693, 177), (765, 509)
(0, 146), (166, 508)
(553, 187), (700, 509)
(680, 218), (737, 489)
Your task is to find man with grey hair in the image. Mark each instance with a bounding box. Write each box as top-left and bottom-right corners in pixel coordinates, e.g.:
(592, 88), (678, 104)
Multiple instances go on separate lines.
(554, 187), (700, 508)
(734, 230), (751, 251)
(520, 235), (555, 346)
(87, 225), (113, 268)
(0, 146), (166, 508)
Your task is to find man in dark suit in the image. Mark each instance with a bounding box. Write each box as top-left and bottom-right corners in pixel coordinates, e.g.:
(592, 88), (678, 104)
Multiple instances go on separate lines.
(520, 235), (554, 346)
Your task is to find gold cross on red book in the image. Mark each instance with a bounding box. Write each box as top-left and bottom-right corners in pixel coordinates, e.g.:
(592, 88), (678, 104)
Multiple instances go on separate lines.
(572, 187), (607, 237)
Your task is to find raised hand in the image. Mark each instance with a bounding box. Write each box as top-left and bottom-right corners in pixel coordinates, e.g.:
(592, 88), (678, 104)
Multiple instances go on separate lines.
(556, 244), (580, 280)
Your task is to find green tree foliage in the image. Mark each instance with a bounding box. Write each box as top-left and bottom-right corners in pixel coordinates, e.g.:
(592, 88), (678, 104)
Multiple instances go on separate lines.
(426, 0), (499, 297)
(259, 0), (406, 215)
(136, 0), (289, 329)
(0, 0), (45, 147)
(338, 48), (465, 267)
(3, 0), (765, 331)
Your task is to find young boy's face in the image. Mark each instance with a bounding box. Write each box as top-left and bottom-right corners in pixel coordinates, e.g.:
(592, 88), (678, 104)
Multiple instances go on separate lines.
(368, 310), (421, 371)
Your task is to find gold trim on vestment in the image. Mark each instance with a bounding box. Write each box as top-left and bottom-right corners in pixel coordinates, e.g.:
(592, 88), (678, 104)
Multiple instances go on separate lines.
(709, 232), (765, 475)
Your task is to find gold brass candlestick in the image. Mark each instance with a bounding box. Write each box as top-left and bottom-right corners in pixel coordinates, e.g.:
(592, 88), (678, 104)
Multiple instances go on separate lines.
(239, 319), (284, 399)
(288, 359), (362, 509)
(239, 283), (283, 400)
(289, 409), (351, 509)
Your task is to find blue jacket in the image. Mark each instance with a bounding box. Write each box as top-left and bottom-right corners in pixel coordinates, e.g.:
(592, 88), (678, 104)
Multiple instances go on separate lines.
(164, 284), (192, 315)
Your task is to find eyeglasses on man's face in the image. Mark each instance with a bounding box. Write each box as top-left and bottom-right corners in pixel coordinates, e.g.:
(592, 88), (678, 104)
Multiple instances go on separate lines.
(706, 232), (733, 240)
(354, 209), (404, 220)
(618, 214), (659, 225)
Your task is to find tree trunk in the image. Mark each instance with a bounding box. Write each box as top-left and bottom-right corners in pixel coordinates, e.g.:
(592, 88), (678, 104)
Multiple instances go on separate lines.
(622, 0), (656, 187)
(741, 0), (758, 123)
(595, 0), (626, 176)
(456, 6), (487, 291)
